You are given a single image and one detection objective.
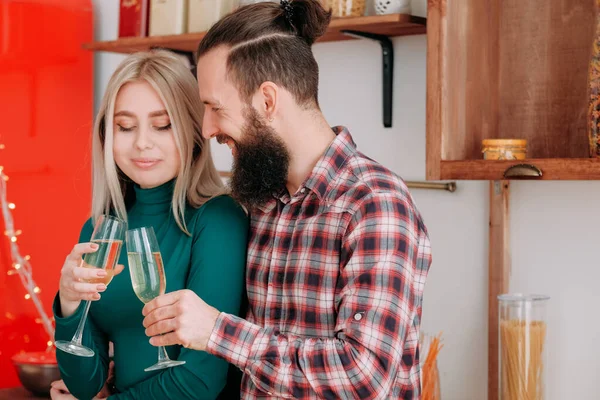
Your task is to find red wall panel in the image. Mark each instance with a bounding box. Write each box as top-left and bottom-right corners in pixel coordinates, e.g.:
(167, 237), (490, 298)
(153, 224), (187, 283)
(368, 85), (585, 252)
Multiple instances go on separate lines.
(0, 0), (93, 388)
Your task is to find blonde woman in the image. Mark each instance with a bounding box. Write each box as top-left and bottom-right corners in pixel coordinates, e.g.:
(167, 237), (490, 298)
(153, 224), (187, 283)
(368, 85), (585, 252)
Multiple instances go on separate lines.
(50, 50), (248, 400)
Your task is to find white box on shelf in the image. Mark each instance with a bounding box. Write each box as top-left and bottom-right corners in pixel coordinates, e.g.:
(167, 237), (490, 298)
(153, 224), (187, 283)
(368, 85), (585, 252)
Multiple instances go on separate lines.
(150, 0), (188, 36)
(187, 0), (239, 33)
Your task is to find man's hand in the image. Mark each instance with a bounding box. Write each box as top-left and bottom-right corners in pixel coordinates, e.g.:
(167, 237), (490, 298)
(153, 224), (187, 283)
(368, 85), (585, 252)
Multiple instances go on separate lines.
(142, 289), (221, 351)
(96, 360), (116, 398)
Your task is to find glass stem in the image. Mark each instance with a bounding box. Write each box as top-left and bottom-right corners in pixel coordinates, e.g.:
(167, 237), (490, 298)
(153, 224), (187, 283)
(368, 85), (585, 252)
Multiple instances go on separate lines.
(72, 300), (92, 346)
(158, 345), (170, 363)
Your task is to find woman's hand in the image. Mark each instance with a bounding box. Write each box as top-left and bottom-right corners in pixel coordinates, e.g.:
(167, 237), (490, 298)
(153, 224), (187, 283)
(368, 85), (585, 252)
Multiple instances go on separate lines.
(50, 380), (76, 400)
(50, 361), (116, 400)
(58, 242), (124, 318)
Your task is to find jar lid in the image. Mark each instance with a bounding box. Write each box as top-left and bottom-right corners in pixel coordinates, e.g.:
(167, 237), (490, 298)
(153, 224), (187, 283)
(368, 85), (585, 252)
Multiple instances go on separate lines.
(482, 139), (527, 146)
(497, 293), (550, 302)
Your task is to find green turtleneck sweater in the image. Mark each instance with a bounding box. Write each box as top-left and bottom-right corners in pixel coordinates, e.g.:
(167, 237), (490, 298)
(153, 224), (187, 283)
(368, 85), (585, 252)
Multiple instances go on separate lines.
(53, 182), (248, 400)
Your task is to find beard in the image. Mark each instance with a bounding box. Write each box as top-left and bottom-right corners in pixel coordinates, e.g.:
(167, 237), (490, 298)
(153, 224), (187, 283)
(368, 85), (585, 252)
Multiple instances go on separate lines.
(228, 107), (290, 210)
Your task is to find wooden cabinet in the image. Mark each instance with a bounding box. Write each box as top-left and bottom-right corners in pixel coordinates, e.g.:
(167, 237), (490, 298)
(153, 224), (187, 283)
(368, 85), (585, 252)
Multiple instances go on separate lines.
(426, 0), (600, 180)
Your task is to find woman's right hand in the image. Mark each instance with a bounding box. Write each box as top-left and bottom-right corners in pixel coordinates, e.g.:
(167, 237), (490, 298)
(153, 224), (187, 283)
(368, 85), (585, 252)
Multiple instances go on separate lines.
(58, 242), (124, 318)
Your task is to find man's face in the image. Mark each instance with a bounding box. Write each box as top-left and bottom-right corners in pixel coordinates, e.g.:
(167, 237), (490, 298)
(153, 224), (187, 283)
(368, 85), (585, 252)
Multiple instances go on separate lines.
(197, 47), (290, 209)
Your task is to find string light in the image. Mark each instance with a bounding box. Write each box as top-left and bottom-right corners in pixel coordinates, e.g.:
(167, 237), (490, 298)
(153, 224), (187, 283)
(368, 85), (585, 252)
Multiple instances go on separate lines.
(0, 147), (54, 345)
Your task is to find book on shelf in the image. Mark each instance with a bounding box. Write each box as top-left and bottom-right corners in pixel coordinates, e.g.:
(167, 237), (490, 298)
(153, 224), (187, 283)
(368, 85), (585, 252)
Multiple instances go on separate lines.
(119, 0), (150, 38)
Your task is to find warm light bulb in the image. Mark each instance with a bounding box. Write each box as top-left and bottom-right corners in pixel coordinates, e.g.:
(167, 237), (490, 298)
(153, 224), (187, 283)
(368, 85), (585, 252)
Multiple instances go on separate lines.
(14, 263), (21, 269)
(10, 236), (17, 242)
(24, 255), (31, 260)
(3, 175), (8, 181)
(33, 287), (41, 294)
(0, 144), (5, 149)
(47, 341), (53, 347)
(24, 294), (31, 300)
(15, 229), (22, 235)
(8, 203), (15, 209)
(7, 270), (16, 276)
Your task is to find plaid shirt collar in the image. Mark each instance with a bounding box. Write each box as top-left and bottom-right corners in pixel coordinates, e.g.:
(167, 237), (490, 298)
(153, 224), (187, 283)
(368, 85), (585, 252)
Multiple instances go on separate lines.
(257, 126), (356, 213)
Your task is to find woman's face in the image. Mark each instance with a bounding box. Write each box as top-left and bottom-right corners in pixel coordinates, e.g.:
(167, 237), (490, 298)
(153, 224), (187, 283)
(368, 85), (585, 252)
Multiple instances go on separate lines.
(112, 80), (180, 189)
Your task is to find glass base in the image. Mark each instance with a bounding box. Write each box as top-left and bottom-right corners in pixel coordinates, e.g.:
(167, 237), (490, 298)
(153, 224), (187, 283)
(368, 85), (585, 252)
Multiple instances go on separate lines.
(55, 340), (95, 357)
(144, 359), (186, 372)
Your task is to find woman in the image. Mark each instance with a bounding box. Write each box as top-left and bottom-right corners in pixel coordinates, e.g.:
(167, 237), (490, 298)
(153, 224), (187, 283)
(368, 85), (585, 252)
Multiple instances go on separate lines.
(50, 50), (248, 400)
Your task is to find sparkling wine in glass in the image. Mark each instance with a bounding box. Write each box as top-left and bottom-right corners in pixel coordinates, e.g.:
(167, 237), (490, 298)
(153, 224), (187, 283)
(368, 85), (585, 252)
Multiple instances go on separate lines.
(126, 226), (185, 372)
(55, 215), (125, 357)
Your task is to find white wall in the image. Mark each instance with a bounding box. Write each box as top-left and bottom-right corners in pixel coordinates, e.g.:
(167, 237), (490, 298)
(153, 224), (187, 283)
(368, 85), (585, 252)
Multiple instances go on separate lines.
(92, 1), (600, 399)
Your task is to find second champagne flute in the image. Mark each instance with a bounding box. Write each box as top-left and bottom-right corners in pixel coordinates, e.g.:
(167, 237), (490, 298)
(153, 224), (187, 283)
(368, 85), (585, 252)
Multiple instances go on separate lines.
(126, 226), (185, 372)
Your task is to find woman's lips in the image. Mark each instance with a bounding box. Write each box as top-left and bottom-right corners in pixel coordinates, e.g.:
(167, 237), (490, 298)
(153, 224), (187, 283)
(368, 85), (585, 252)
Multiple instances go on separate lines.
(132, 159), (160, 169)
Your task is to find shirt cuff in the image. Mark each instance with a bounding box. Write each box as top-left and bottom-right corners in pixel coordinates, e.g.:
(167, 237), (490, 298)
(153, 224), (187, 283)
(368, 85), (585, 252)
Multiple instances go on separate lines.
(53, 292), (87, 328)
(206, 312), (262, 371)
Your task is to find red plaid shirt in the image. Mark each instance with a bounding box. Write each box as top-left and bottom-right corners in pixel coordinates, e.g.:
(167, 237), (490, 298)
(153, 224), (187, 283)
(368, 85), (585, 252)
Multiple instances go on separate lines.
(207, 127), (432, 399)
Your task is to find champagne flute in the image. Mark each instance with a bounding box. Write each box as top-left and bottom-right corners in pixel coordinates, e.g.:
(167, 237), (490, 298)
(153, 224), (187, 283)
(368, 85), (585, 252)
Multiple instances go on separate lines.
(126, 226), (185, 371)
(55, 215), (125, 357)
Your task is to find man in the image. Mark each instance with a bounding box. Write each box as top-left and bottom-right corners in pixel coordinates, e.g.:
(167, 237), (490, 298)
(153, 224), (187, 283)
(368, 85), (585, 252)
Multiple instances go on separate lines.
(142, 0), (432, 398)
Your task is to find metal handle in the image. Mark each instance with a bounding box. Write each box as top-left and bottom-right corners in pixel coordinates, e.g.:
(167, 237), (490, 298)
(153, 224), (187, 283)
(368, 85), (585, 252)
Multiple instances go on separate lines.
(404, 181), (456, 192)
(218, 171), (457, 192)
(503, 164), (542, 178)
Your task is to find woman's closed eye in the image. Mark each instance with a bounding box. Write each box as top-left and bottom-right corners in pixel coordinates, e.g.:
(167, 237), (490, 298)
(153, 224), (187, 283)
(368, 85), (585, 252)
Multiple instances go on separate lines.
(117, 124), (135, 132)
(154, 123), (172, 132)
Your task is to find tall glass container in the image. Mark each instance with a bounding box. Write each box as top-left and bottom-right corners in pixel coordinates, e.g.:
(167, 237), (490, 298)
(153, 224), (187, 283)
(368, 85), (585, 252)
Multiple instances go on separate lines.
(498, 294), (549, 400)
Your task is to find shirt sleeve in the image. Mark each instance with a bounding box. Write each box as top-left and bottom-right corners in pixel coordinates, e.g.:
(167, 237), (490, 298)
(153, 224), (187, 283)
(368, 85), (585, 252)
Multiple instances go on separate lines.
(109, 196), (249, 400)
(54, 219), (111, 400)
(205, 192), (431, 399)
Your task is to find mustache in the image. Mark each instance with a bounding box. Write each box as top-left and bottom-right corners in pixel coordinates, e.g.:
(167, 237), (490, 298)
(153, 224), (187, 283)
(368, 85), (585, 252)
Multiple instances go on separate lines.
(216, 134), (232, 145)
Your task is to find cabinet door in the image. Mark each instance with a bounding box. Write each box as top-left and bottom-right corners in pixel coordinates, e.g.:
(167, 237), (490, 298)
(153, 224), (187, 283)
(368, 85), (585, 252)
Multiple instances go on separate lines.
(426, 0), (599, 180)
(0, 0), (93, 388)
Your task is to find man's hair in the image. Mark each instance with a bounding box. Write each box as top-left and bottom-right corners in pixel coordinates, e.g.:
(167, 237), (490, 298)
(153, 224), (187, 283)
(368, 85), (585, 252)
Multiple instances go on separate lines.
(197, 0), (332, 107)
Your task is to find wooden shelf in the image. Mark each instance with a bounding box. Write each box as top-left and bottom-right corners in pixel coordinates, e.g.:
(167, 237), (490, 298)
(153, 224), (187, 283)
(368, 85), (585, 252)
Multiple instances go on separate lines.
(440, 158), (600, 180)
(83, 14), (426, 54)
(439, 158), (600, 180)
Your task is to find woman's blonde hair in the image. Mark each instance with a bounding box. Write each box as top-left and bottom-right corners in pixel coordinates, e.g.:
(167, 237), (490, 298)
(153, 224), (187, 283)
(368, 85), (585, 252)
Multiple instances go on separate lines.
(91, 50), (224, 234)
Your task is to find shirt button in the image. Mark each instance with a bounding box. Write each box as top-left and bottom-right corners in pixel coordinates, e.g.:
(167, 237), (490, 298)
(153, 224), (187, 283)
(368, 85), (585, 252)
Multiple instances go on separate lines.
(300, 187), (306, 194)
(354, 312), (363, 321)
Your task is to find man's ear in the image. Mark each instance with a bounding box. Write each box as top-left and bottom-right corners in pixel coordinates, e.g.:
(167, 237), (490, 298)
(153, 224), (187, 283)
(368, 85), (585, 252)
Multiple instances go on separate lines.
(253, 81), (278, 121)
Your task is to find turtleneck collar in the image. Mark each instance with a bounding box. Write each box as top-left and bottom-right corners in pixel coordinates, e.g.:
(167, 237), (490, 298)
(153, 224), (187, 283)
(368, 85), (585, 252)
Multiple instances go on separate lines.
(132, 179), (174, 215)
